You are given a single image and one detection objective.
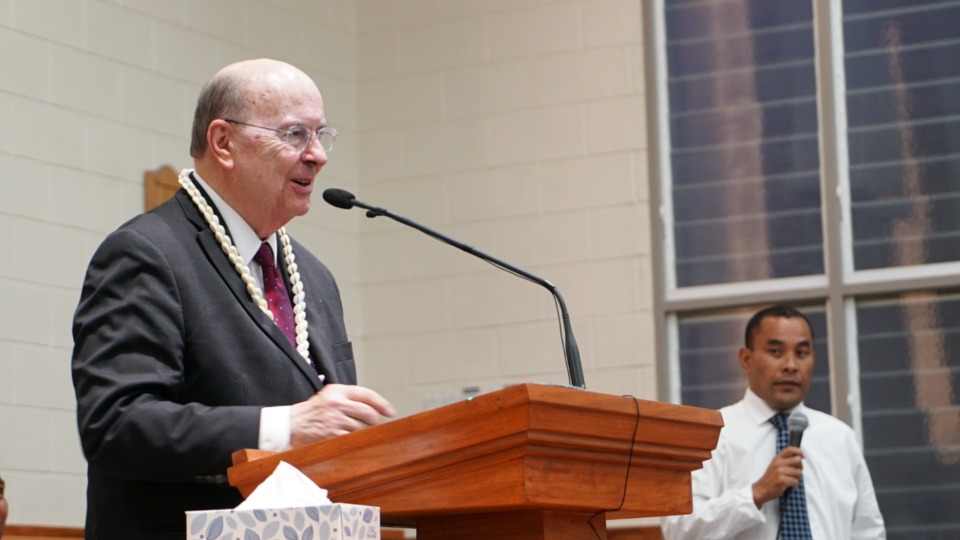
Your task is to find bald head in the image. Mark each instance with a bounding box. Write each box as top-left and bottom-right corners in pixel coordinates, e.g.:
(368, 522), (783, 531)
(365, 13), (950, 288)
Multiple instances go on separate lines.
(188, 58), (328, 237)
(189, 59), (320, 159)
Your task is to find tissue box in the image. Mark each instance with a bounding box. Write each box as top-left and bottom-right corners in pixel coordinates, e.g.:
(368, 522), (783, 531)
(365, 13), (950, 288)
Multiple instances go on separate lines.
(186, 503), (380, 540)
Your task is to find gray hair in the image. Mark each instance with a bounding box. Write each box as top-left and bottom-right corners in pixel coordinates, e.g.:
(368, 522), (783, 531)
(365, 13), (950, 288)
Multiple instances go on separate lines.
(189, 71), (249, 158)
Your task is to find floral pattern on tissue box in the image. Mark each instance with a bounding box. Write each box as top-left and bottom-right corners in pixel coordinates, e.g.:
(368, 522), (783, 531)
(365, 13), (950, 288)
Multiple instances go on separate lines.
(186, 503), (380, 540)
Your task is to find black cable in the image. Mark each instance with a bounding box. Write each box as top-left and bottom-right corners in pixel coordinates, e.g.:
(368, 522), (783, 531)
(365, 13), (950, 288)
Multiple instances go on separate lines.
(589, 394), (641, 539)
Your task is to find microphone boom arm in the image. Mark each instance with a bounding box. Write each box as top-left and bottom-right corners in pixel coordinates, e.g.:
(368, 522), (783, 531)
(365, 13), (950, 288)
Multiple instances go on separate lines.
(352, 198), (586, 389)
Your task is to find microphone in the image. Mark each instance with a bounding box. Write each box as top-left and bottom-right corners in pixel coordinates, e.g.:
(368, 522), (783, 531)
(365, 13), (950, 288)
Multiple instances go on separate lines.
(323, 188), (355, 209)
(787, 410), (808, 447)
(322, 188), (586, 389)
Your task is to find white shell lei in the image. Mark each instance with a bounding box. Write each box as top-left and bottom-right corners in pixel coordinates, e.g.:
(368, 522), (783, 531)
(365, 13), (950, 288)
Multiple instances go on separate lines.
(178, 168), (312, 365)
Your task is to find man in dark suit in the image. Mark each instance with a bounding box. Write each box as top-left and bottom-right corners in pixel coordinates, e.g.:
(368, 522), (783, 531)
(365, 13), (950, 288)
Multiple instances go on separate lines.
(71, 58), (395, 539)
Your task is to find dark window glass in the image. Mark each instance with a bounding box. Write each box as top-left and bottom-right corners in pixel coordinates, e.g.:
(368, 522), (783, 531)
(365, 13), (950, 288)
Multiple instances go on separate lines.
(844, 2), (960, 270)
(665, 0), (823, 287)
(856, 291), (960, 539)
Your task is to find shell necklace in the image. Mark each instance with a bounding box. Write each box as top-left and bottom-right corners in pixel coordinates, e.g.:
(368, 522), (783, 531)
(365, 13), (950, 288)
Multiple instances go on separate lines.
(178, 168), (313, 367)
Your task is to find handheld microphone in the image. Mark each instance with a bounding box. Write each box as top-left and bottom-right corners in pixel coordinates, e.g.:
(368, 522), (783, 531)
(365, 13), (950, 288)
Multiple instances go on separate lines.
(779, 410), (809, 535)
(322, 188), (586, 389)
(787, 410), (808, 447)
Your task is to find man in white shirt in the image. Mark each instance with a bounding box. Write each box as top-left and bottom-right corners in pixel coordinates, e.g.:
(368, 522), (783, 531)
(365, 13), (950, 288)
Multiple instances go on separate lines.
(661, 305), (885, 539)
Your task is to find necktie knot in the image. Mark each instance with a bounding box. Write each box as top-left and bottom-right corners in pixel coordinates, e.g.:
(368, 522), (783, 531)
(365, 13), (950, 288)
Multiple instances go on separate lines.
(254, 242), (277, 270)
(771, 411), (790, 433)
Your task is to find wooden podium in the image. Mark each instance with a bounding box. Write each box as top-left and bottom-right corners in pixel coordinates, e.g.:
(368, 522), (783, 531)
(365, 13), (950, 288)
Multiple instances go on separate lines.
(228, 383), (722, 540)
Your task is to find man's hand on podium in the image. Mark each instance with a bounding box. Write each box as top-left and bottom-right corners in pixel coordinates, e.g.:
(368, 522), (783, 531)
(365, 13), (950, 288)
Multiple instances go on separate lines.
(289, 384), (395, 447)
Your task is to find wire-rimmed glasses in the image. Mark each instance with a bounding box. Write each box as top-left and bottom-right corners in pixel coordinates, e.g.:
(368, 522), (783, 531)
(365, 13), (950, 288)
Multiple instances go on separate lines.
(224, 119), (337, 153)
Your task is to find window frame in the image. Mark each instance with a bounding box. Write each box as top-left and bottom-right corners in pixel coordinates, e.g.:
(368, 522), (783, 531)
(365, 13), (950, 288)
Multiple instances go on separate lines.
(643, 0), (960, 432)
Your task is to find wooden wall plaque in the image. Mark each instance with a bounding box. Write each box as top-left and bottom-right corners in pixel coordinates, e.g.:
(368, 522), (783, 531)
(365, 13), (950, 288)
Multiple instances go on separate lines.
(144, 165), (180, 211)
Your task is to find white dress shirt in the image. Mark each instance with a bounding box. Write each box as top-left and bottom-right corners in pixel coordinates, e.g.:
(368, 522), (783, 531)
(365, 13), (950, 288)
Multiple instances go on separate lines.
(192, 173), (293, 452)
(661, 388), (885, 539)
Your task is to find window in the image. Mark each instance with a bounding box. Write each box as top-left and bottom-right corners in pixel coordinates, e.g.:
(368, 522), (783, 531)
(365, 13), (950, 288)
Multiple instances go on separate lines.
(845, 2), (960, 271)
(664, 0), (823, 288)
(856, 291), (960, 535)
(646, 1), (960, 537)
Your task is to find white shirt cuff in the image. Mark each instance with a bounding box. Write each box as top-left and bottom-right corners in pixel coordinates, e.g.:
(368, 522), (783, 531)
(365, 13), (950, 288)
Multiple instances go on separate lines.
(259, 405), (292, 452)
(736, 484), (766, 521)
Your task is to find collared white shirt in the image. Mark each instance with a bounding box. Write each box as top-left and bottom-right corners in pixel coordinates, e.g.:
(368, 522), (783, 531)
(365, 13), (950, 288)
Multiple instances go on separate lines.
(191, 172), (293, 452)
(661, 388), (885, 539)
(192, 173), (278, 281)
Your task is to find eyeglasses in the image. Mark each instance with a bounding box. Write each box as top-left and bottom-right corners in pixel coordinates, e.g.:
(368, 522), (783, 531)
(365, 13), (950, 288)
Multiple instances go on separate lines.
(224, 119), (337, 153)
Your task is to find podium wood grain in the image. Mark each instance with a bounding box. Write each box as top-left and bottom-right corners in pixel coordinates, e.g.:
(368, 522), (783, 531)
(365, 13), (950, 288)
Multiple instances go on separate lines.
(229, 383), (721, 540)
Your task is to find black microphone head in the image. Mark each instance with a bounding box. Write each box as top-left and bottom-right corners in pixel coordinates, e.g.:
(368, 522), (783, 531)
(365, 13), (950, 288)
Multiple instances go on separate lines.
(787, 410), (808, 447)
(323, 188), (356, 209)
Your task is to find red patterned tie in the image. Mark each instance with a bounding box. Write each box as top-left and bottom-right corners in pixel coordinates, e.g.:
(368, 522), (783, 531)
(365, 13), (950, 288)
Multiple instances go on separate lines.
(253, 243), (297, 347)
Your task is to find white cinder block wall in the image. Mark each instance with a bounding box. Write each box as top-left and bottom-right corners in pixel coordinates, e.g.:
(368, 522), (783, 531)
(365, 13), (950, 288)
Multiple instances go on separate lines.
(0, 0), (359, 527)
(0, 0), (654, 529)
(353, 0), (654, 416)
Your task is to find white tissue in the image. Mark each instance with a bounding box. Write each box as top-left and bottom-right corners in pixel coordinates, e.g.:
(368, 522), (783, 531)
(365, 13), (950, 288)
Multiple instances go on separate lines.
(235, 461), (331, 510)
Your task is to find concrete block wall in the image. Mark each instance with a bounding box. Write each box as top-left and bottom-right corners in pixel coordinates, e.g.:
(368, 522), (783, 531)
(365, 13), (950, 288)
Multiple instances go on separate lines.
(352, 0), (654, 416)
(0, 0), (655, 528)
(0, 0), (358, 527)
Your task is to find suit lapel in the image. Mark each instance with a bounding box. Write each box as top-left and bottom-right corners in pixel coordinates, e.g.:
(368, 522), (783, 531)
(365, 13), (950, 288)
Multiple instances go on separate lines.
(299, 275), (336, 382)
(175, 189), (324, 391)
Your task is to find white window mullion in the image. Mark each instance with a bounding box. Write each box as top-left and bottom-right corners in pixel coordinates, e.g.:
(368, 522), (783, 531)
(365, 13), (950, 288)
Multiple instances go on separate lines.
(843, 298), (864, 446)
(666, 312), (681, 405)
(821, 0), (855, 278)
(813, 0), (854, 423)
(650, 0), (678, 294)
(812, 0), (853, 277)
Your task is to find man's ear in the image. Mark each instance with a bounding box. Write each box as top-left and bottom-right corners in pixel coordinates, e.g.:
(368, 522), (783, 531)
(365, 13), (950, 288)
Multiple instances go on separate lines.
(207, 120), (235, 170)
(738, 346), (752, 373)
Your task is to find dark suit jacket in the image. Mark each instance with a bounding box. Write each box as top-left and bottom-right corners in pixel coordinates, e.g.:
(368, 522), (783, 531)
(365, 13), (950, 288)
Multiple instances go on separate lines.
(72, 185), (356, 539)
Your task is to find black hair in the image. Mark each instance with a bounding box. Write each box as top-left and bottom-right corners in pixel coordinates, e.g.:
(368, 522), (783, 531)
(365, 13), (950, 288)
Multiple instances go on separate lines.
(743, 305), (814, 349)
